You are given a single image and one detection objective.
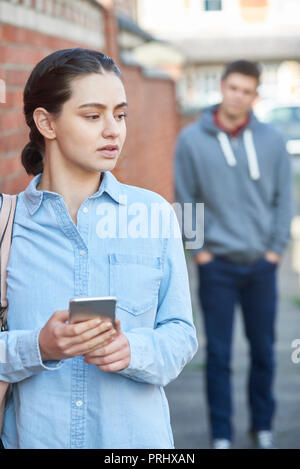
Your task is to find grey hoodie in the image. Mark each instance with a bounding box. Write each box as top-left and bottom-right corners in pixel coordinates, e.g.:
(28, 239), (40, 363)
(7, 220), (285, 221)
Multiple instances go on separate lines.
(174, 105), (293, 264)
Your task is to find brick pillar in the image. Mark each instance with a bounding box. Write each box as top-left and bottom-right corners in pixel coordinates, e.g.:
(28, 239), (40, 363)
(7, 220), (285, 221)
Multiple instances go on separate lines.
(103, 6), (119, 61)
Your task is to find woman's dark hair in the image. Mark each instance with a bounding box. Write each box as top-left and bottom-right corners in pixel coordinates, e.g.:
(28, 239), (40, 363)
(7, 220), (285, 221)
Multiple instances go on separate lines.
(21, 48), (122, 175)
(221, 60), (262, 83)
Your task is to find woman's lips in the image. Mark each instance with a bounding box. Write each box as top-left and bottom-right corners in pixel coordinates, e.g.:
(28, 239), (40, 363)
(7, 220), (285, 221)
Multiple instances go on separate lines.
(97, 145), (119, 159)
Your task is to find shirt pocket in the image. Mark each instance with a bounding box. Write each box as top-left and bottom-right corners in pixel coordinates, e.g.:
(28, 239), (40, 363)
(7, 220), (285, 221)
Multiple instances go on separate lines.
(108, 253), (162, 316)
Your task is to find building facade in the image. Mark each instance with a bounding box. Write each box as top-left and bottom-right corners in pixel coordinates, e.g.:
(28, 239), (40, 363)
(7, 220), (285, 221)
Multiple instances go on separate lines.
(136, 0), (300, 110)
(0, 0), (179, 201)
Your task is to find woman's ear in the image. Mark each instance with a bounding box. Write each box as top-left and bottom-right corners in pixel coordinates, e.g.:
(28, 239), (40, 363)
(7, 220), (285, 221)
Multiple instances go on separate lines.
(33, 107), (56, 140)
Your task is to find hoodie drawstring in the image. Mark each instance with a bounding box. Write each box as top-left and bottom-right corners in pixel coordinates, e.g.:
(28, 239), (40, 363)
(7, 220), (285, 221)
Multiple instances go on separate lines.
(217, 132), (237, 167)
(243, 129), (260, 180)
(217, 130), (260, 180)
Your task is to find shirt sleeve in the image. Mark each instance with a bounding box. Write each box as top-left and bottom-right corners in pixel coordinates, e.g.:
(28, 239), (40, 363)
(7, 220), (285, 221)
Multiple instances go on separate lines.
(267, 136), (294, 254)
(0, 328), (64, 383)
(118, 206), (198, 386)
(0, 197), (63, 382)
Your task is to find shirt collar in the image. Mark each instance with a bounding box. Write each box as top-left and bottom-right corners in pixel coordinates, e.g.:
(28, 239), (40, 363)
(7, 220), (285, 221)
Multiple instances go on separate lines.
(23, 170), (125, 216)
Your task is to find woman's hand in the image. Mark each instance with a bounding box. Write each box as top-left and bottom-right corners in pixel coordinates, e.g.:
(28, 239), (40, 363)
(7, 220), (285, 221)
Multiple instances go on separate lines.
(83, 318), (131, 372)
(38, 309), (116, 361)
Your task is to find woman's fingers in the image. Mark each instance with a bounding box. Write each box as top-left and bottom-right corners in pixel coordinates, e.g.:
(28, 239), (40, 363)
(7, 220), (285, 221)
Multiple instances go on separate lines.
(65, 326), (116, 356)
(39, 309), (116, 361)
(84, 348), (124, 365)
(98, 359), (129, 372)
(65, 320), (113, 344)
(83, 332), (124, 359)
(82, 318), (130, 372)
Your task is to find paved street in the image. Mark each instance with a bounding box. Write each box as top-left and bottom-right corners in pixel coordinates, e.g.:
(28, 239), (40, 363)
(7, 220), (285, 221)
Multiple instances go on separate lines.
(165, 244), (300, 449)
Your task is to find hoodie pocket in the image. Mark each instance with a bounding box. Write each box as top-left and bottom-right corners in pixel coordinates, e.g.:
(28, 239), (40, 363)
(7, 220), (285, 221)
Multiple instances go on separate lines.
(109, 253), (162, 316)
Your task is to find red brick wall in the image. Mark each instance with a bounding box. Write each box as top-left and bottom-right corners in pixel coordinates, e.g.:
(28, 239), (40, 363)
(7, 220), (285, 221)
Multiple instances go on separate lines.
(0, 3), (179, 203)
(178, 110), (201, 133)
(0, 23), (90, 194)
(114, 64), (178, 202)
(104, 6), (179, 201)
(102, 6), (119, 60)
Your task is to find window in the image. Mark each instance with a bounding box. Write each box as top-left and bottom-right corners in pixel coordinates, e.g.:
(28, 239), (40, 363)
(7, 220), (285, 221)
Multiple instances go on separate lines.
(204, 0), (222, 11)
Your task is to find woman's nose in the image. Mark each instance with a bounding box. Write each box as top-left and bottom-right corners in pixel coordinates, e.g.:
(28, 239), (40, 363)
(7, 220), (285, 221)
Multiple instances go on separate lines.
(102, 117), (120, 138)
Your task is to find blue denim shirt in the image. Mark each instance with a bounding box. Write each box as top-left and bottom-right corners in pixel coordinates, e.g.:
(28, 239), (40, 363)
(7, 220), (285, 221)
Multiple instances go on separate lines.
(0, 171), (197, 449)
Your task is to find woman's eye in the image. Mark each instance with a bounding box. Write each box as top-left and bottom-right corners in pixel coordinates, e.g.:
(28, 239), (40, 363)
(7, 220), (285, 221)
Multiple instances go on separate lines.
(86, 115), (100, 120)
(115, 113), (127, 121)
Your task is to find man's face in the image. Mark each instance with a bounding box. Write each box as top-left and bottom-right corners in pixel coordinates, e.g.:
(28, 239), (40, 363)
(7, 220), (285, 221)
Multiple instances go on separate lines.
(220, 72), (258, 118)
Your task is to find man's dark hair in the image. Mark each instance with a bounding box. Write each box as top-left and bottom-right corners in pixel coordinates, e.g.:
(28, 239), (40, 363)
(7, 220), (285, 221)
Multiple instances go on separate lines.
(221, 60), (261, 83)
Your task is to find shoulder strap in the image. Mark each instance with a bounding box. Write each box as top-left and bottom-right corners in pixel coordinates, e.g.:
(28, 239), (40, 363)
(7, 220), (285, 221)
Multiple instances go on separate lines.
(0, 194), (17, 331)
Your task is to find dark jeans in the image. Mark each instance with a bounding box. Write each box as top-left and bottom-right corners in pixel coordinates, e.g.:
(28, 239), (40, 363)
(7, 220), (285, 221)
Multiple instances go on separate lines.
(198, 256), (277, 441)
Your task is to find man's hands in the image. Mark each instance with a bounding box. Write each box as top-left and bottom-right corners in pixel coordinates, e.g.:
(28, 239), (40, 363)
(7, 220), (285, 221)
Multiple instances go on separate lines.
(38, 310), (130, 372)
(83, 318), (131, 372)
(194, 250), (280, 265)
(194, 250), (214, 265)
(264, 250), (281, 264)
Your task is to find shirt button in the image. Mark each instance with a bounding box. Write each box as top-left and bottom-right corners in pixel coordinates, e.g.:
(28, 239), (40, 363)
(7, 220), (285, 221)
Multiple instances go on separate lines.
(79, 250), (86, 256)
(76, 400), (83, 407)
(83, 207), (88, 213)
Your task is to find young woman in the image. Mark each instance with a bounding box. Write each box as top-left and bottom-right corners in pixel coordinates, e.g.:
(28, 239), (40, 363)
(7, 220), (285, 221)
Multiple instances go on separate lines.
(0, 48), (197, 449)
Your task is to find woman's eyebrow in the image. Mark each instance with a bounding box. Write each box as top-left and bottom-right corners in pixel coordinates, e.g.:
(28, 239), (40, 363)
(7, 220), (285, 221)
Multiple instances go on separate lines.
(78, 102), (128, 110)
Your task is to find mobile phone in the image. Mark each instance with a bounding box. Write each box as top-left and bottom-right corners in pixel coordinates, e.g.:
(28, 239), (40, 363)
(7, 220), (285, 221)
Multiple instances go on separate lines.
(69, 296), (116, 325)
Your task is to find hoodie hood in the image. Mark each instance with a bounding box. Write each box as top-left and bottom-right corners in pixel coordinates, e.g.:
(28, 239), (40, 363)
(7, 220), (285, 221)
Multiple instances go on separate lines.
(200, 105), (260, 180)
(200, 104), (258, 135)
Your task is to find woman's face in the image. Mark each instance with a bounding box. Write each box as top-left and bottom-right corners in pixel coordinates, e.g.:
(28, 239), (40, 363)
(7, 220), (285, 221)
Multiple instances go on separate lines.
(50, 72), (127, 173)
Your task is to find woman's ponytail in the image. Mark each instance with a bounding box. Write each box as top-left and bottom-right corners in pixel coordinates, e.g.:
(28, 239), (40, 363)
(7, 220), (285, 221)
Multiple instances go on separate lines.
(21, 142), (43, 176)
(21, 126), (45, 176)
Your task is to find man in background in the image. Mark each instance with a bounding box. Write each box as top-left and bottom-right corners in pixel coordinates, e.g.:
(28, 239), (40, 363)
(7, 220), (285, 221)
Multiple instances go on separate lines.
(175, 60), (293, 449)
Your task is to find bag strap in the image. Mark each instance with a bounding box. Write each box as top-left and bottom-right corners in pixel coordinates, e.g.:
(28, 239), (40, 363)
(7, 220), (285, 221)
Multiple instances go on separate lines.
(0, 194), (17, 331)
